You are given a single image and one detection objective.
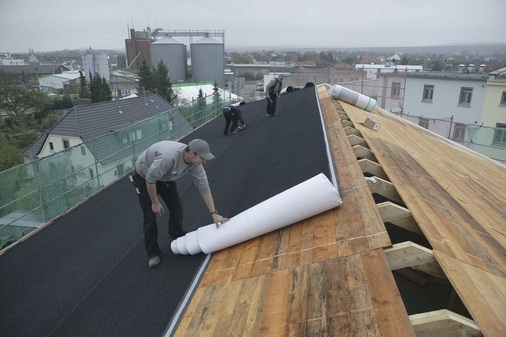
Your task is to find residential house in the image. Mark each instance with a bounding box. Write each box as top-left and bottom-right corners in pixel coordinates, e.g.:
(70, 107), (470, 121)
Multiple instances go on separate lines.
(468, 67), (506, 161)
(402, 65), (488, 144)
(375, 71), (407, 113)
(22, 94), (193, 187)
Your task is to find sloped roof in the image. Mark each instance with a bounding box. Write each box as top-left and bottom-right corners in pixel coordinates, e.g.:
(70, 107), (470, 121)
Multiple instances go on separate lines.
(23, 94), (174, 159)
(2, 85), (505, 337)
(0, 63), (69, 75)
(171, 85), (506, 336)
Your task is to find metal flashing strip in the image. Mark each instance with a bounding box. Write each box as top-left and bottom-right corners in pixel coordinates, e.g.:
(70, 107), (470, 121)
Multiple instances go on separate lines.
(163, 254), (212, 336)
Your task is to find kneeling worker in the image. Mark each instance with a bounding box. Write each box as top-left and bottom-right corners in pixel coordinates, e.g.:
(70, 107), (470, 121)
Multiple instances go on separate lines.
(223, 102), (246, 135)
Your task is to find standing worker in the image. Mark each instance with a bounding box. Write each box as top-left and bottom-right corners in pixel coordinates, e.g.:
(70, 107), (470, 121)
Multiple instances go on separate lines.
(132, 139), (228, 269)
(265, 75), (283, 117)
(223, 102), (246, 135)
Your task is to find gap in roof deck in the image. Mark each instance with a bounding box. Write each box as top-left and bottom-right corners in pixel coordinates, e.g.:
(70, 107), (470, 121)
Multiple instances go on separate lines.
(332, 100), (474, 321)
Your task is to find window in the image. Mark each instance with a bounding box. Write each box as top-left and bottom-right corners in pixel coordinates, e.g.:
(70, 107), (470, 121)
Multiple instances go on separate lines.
(49, 142), (54, 151)
(493, 123), (506, 146)
(419, 118), (429, 129)
(80, 146), (86, 156)
(63, 139), (70, 149)
(391, 82), (401, 98)
(452, 123), (466, 141)
(422, 85), (434, 102)
(500, 92), (506, 106)
(116, 163), (125, 176)
(459, 87), (473, 106)
(122, 130), (142, 144)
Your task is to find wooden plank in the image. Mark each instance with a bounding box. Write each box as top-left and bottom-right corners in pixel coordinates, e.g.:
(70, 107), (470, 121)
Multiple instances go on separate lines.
(410, 309), (483, 337)
(435, 252), (506, 337)
(377, 201), (423, 236)
(384, 241), (436, 270)
(361, 249), (417, 337)
(358, 158), (389, 180)
(340, 100), (506, 336)
(372, 137), (506, 278)
(365, 176), (404, 205)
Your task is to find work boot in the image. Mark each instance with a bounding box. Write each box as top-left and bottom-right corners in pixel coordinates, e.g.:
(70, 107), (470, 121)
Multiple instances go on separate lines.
(148, 256), (160, 269)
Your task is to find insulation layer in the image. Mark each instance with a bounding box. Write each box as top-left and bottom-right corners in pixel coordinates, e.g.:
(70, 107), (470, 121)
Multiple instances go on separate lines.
(171, 173), (342, 255)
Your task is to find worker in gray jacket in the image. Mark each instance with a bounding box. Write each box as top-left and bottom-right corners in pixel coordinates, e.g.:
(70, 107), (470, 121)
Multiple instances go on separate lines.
(132, 139), (228, 268)
(265, 75), (283, 116)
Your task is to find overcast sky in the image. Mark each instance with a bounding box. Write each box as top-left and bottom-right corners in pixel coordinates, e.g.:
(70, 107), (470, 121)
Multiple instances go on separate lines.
(1, 0), (505, 53)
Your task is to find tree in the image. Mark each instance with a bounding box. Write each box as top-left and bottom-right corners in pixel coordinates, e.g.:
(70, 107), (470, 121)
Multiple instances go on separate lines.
(0, 137), (23, 170)
(152, 60), (175, 103)
(78, 71), (90, 98)
(99, 77), (112, 102)
(137, 59), (153, 93)
(88, 72), (99, 102)
(212, 82), (222, 120)
(0, 81), (42, 117)
(88, 73), (112, 103)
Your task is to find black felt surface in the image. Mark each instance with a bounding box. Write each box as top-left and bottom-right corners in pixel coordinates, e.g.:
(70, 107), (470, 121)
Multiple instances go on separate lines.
(0, 87), (331, 337)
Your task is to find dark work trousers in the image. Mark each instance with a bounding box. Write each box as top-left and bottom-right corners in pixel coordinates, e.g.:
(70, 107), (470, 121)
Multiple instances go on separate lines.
(266, 95), (278, 116)
(223, 110), (239, 135)
(132, 172), (185, 257)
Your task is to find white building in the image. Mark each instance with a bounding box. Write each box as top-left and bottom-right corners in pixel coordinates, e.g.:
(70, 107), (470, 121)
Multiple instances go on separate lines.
(402, 67), (488, 143)
(38, 71), (81, 95)
(172, 83), (242, 106)
(354, 63), (423, 80)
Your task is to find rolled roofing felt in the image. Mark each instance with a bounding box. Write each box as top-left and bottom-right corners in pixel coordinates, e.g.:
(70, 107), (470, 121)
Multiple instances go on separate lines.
(171, 173), (342, 255)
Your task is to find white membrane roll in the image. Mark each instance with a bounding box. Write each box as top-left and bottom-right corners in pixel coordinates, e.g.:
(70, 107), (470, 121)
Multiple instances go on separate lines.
(329, 85), (377, 112)
(172, 173), (342, 255)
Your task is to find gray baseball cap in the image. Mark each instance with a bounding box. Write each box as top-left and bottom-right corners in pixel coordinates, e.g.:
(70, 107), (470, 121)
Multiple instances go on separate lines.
(188, 139), (215, 160)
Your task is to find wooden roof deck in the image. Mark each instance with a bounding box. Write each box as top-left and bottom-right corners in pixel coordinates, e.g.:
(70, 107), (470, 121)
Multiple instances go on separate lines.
(172, 85), (506, 336)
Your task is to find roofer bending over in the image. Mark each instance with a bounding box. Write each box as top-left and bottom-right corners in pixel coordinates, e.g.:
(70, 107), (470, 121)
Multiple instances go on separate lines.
(223, 102), (246, 135)
(131, 139), (228, 268)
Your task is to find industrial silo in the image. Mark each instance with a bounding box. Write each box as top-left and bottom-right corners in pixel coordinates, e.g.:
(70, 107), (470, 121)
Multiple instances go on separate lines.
(151, 36), (187, 82)
(190, 35), (225, 87)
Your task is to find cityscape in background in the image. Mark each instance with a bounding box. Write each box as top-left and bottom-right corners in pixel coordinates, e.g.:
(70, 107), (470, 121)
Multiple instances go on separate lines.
(1, 27), (506, 168)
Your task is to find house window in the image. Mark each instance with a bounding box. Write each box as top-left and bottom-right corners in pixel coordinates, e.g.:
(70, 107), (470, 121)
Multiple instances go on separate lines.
(500, 92), (506, 106)
(122, 130), (142, 144)
(422, 85), (434, 102)
(493, 123), (506, 146)
(391, 82), (401, 98)
(80, 146), (86, 156)
(49, 142), (54, 151)
(116, 163), (125, 176)
(89, 168), (94, 179)
(459, 87), (472, 106)
(63, 139), (70, 149)
(452, 123), (466, 141)
(419, 118), (429, 129)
